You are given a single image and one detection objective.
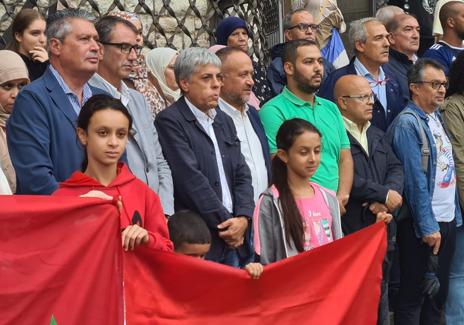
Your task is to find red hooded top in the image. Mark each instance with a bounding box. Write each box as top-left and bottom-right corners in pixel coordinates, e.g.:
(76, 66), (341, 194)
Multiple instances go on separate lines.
(53, 163), (173, 252)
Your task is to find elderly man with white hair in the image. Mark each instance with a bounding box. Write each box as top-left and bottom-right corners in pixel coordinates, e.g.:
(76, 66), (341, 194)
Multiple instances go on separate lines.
(155, 47), (254, 267)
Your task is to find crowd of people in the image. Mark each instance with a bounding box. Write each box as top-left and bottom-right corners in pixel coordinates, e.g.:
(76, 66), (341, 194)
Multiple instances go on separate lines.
(2, 1), (464, 324)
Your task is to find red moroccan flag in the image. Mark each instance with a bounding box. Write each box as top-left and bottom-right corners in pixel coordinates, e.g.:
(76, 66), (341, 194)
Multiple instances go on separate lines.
(124, 223), (387, 324)
(0, 196), (123, 325)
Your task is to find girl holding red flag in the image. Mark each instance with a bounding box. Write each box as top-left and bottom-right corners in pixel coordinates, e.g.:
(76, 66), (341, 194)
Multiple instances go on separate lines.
(53, 94), (172, 252)
(254, 118), (391, 264)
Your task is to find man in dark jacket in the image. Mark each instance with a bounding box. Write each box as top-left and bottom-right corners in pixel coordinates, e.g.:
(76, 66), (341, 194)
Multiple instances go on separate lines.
(216, 46), (271, 203)
(267, 8), (334, 97)
(384, 14), (420, 95)
(319, 17), (408, 131)
(155, 47), (254, 267)
(335, 74), (403, 325)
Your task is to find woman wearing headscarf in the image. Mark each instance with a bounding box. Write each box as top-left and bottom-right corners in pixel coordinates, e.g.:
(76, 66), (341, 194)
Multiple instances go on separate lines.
(0, 50), (30, 193)
(215, 16), (273, 105)
(145, 48), (180, 114)
(107, 11), (167, 116)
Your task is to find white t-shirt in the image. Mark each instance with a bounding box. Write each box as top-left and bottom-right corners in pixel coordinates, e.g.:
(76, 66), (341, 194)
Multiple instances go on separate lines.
(428, 112), (456, 222)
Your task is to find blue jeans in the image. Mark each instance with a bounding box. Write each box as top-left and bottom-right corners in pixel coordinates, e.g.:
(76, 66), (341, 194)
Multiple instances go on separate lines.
(445, 225), (464, 324)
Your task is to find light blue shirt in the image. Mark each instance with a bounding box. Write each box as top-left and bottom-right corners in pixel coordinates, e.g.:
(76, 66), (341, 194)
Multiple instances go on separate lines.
(185, 97), (233, 213)
(49, 65), (93, 116)
(354, 58), (387, 113)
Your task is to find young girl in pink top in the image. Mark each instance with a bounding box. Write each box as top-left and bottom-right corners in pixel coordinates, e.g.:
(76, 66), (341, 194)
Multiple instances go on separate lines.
(254, 118), (344, 264)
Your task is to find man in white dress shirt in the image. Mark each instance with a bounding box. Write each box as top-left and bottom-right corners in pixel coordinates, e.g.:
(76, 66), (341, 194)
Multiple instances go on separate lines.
(216, 47), (271, 203)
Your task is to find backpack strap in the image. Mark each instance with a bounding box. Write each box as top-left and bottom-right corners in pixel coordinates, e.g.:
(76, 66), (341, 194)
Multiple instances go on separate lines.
(398, 111), (430, 173)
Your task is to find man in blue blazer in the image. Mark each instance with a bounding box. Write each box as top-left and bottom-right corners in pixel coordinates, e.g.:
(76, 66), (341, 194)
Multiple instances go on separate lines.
(318, 17), (408, 131)
(155, 47), (254, 266)
(216, 47), (271, 203)
(7, 9), (106, 194)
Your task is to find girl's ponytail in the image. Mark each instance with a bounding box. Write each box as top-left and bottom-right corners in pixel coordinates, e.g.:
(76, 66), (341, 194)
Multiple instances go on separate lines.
(273, 118), (322, 252)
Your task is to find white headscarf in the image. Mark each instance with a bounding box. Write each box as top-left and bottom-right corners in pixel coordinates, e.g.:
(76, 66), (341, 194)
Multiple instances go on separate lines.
(145, 48), (180, 104)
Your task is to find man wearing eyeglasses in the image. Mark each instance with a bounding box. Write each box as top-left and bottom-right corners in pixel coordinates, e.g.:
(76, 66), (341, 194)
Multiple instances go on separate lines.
(89, 15), (174, 215)
(335, 74), (403, 325)
(267, 8), (335, 97)
(319, 17), (407, 132)
(387, 58), (461, 325)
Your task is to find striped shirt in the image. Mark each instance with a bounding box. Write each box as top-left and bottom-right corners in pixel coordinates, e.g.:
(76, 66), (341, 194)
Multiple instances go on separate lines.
(49, 65), (93, 115)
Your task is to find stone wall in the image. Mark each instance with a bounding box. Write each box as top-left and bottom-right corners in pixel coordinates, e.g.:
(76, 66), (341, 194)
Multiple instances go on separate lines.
(0, 0), (275, 63)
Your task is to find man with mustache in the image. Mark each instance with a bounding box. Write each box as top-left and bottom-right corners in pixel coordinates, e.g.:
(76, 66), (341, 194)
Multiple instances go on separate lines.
(266, 8), (335, 97)
(387, 58), (461, 325)
(335, 74), (403, 325)
(216, 47), (271, 203)
(155, 48), (254, 267)
(385, 14), (421, 96)
(260, 39), (353, 215)
(7, 9), (107, 194)
(88, 15), (174, 215)
(319, 17), (407, 132)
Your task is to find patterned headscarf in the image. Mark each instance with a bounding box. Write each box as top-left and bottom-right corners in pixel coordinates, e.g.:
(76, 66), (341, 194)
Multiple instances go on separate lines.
(107, 11), (141, 24)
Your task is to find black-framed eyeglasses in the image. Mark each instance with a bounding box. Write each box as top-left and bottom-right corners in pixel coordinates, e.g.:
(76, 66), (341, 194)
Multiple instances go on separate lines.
(287, 23), (320, 32)
(100, 41), (142, 55)
(414, 80), (449, 90)
(342, 93), (375, 104)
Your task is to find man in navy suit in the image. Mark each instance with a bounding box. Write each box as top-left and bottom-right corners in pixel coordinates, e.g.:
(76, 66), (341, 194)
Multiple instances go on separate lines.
(7, 9), (106, 194)
(155, 47), (254, 266)
(319, 17), (408, 131)
(216, 46), (271, 203)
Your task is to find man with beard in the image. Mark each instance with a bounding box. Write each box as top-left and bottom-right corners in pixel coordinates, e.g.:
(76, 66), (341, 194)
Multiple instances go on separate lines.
(259, 39), (353, 214)
(424, 1), (464, 74)
(387, 58), (461, 325)
(216, 47), (271, 203)
(89, 15), (174, 215)
(155, 47), (254, 267)
(319, 17), (407, 132)
(7, 9), (107, 194)
(266, 8), (335, 97)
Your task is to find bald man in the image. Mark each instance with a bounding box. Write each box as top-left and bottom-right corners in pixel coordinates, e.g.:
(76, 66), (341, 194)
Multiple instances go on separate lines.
(424, 0), (464, 74)
(335, 75), (403, 325)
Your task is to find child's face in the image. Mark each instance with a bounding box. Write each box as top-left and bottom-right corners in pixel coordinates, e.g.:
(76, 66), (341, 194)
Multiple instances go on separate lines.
(77, 108), (129, 168)
(278, 131), (321, 179)
(175, 243), (211, 259)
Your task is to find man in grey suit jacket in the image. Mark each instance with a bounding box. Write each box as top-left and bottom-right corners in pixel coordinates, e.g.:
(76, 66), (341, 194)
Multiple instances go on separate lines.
(89, 15), (174, 215)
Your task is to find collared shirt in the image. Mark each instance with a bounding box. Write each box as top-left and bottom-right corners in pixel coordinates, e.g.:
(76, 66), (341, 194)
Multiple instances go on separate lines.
(89, 73), (175, 215)
(259, 87), (350, 192)
(219, 98), (268, 202)
(343, 117), (371, 155)
(49, 65), (93, 116)
(185, 97), (234, 213)
(354, 58), (387, 113)
(90, 73), (130, 105)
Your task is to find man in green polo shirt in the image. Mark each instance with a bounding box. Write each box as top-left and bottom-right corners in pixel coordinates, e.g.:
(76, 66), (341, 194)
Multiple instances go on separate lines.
(260, 39), (353, 213)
